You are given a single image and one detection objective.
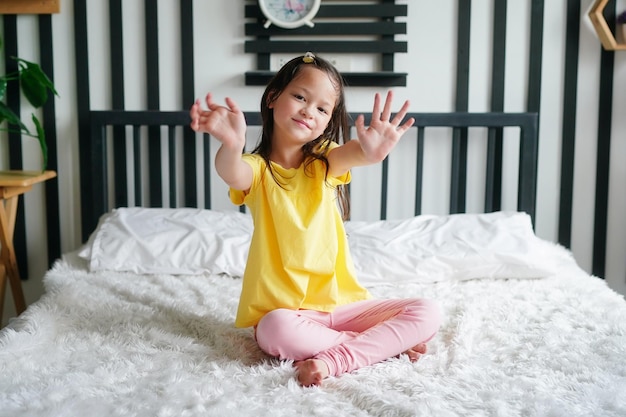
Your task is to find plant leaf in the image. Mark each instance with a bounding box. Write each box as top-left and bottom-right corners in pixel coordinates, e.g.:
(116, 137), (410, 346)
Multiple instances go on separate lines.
(19, 66), (48, 108)
(15, 58), (58, 108)
(32, 114), (48, 170)
(0, 101), (29, 131)
(16, 58), (58, 94)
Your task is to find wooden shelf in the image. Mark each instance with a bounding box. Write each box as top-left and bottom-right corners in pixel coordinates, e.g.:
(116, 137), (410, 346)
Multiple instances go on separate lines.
(0, 0), (60, 14)
(588, 0), (626, 51)
(244, 0), (408, 87)
(245, 71), (408, 87)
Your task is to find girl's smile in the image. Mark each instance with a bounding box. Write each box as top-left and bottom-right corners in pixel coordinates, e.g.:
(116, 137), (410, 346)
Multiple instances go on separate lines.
(293, 118), (311, 129)
(269, 66), (338, 160)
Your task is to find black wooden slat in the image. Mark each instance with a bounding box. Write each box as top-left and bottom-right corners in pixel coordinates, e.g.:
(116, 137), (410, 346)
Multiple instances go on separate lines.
(380, 158), (389, 220)
(110, 0), (125, 109)
(485, 128), (503, 212)
(485, 0), (507, 213)
(526, 0), (544, 114)
(245, 3), (407, 19)
(524, 0), (543, 228)
(518, 118), (539, 221)
(349, 112), (536, 129)
(593, 44), (615, 279)
(38, 14), (61, 266)
(414, 127), (425, 216)
(558, 0), (580, 248)
(3, 17), (21, 169)
(381, 54), (394, 72)
(490, 0), (507, 111)
(245, 71), (407, 87)
(491, 0), (507, 112)
(145, 0), (160, 110)
(181, 0), (197, 207)
(91, 111), (191, 126)
(133, 125), (142, 206)
(2, 17), (28, 278)
(521, 0), (542, 226)
(245, 22), (406, 36)
(257, 52), (271, 71)
(90, 110), (191, 126)
(112, 129), (128, 206)
(450, 130), (468, 214)
(75, 0), (100, 242)
(168, 126), (177, 208)
(451, 0), (471, 214)
(203, 133), (211, 210)
(318, 3), (407, 17)
(147, 136), (162, 209)
(82, 122), (108, 242)
(245, 40), (407, 54)
(380, 0), (395, 72)
(180, 0), (194, 107)
(110, 0), (128, 207)
(145, 0), (162, 207)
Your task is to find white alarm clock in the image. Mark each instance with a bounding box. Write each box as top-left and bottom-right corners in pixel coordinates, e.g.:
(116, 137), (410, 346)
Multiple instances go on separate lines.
(258, 0), (322, 29)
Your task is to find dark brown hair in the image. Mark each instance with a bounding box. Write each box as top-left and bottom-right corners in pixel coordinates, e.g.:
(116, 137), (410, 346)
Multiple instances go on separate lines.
(251, 54), (351, 219)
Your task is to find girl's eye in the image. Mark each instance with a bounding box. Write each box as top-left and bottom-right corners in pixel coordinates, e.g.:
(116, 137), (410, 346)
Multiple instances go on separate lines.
(318, 107), (328, 114)
(294, 94), (305, 101)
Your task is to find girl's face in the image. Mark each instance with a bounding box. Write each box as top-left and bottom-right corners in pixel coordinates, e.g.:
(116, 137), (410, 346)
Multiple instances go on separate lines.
(269, 66), (338, 148)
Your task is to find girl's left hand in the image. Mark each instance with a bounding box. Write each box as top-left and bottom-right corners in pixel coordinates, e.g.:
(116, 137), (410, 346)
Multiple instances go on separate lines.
(355, 91), (415, 163)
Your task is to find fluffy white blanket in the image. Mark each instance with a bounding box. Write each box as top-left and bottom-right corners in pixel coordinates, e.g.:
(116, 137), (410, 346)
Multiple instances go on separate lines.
(1, 252), (625, 417)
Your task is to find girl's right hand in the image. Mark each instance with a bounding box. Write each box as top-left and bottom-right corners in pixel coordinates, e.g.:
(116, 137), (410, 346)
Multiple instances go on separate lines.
(190, 93), (247, 150)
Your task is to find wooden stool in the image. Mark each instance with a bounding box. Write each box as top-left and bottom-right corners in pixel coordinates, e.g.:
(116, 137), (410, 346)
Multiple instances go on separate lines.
(0, 170), (56, 325)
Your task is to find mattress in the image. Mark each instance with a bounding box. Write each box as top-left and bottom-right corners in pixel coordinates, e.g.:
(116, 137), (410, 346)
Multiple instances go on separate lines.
(1, 209), (625, 417)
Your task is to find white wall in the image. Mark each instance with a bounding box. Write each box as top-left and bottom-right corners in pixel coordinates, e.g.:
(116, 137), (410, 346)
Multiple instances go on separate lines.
(2, 0), (626, 326)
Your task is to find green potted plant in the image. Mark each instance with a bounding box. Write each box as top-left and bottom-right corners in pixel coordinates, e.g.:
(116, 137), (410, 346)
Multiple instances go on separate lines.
(0, 36), (58, 170)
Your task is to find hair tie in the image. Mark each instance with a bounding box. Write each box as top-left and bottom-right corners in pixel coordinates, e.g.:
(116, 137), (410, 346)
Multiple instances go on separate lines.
(302, 52), (315, 63)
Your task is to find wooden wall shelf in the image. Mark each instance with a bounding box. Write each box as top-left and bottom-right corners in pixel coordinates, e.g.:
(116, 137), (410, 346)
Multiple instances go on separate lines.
(588, 0), (626, 51)
(0, 0), (59, 15)
(245, 70), (408, 87)
(244, 0), (408, 87)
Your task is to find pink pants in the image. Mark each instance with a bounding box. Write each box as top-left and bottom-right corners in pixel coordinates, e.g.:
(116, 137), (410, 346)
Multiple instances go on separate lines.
(255, 298), (442, 377)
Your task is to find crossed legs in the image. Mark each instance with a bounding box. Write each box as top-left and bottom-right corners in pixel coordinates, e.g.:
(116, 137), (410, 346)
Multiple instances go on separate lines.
(255, 298), (442, 386)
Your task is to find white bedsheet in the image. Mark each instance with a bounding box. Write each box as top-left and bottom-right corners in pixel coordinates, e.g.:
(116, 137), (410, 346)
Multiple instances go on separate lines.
(1, 248), (625, 417)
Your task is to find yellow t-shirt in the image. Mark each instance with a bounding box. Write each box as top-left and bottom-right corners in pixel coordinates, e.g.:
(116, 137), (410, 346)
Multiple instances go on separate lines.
(230, 150), (371, 328)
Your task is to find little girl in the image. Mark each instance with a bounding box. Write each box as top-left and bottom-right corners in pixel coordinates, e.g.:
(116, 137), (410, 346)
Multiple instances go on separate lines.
(190, 53), (441, 387)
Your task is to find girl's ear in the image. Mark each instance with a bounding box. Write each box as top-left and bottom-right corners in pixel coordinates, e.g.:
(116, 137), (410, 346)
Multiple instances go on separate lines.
(266, 91), (274, 109)
(266, 90), (279, 109)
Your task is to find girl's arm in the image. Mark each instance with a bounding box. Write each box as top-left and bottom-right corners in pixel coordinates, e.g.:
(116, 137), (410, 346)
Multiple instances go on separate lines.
(190, 94), (253, 191)
(328, 91), (414, 177)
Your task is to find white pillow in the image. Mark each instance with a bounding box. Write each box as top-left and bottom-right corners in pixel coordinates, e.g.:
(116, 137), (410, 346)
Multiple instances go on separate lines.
(80, 209), (570, 283)
(80, 208), (252, 276)
(345, 211), (571, 285)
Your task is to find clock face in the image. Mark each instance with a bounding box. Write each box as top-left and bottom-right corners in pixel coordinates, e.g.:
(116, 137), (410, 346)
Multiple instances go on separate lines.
(266, 0), (316, 22)
(260, 0), (320, 28)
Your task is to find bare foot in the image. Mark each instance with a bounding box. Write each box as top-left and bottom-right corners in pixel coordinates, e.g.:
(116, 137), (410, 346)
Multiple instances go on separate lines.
(403, 343), (428, 362)
(294, 359), (329, 387)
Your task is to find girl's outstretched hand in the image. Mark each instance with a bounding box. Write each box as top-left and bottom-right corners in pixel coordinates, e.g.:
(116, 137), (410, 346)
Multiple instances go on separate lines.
(190, 93), (247, 150)
(355, 91), (415, 163)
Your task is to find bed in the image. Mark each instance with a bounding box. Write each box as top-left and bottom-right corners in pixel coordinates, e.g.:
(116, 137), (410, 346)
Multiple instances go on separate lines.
(1, 110), (625, 417)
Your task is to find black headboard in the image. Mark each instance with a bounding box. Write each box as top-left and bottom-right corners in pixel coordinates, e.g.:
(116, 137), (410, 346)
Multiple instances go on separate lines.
(80, 110), (538, 242)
